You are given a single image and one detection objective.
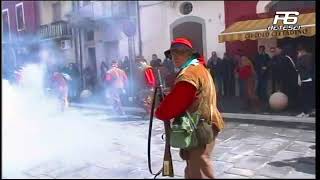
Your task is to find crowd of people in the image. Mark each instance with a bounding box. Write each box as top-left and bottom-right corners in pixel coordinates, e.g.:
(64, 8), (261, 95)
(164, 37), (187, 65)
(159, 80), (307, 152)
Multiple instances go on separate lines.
(207, 45), (315, 116)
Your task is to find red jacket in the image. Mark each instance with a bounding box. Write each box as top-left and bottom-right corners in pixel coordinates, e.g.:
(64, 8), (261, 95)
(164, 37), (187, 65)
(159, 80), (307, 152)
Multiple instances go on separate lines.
(237, 65), (253, 80)
(155, 81), (197, 121)
(52, 73), (68, 97)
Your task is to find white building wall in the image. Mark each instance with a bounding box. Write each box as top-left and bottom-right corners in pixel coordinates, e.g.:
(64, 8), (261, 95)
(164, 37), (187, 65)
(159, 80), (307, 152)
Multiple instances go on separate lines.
(139, 1), (226, 62)
(119, 33), (129, 62)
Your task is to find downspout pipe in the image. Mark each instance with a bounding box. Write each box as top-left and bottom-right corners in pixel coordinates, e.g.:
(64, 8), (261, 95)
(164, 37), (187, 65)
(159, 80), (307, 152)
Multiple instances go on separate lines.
(136, 1), (142, 56)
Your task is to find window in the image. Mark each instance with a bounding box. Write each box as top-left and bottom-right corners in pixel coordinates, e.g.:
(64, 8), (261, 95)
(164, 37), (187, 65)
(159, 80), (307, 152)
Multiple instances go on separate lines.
(52, 2), (61, 21)
(82, 1), (92, 7)
(86, 30), (94, 41)
(180, 2), (193, 15)
(2, 9), (10, 41)
(112, 1), (128, 17)
(15, 2), (25, 31)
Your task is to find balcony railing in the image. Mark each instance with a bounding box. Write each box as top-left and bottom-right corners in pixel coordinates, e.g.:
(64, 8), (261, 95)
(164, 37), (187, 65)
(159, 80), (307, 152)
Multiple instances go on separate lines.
(38, 21), (72, 40)
(70, 1), (130, 24)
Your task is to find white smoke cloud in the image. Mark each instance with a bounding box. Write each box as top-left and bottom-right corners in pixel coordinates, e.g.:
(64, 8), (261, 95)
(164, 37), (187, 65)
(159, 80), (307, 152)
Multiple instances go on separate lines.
(2, 63), (160, 179)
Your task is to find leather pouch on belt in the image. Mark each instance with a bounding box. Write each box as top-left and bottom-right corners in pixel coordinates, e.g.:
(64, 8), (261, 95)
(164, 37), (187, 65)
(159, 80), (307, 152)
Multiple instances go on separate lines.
(195, 118), (214, 146)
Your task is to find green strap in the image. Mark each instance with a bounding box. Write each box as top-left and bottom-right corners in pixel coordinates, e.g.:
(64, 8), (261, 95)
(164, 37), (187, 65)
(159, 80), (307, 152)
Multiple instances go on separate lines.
(186, 111), (199, 131)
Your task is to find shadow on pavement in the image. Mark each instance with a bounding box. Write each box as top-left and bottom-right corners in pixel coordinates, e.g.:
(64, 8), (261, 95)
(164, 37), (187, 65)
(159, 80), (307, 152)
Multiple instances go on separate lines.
(225, 118), (315, 130)
(268, 156), (315, 175)
(309, 145), (315, 150)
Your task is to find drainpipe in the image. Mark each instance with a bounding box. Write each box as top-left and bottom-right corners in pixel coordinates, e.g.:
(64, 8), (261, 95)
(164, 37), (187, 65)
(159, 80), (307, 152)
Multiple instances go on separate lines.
(136, 1), (142, 56)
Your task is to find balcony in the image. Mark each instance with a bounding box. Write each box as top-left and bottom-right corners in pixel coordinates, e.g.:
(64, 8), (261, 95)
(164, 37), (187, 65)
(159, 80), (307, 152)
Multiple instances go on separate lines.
(38, 21), (72, 40)
(69, 1), (131, 27)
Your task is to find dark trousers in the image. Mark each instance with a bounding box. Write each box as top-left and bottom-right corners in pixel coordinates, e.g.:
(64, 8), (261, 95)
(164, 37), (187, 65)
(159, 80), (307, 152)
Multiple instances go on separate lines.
(271, 77), (282, 93)
(281, 79), (299, 111)
(256, 76), (268, 102)
(238, 79), (245, 97)
(223, 76), (235, 96)
(215, 76), (224, 96)
(299, 81), (314, 114)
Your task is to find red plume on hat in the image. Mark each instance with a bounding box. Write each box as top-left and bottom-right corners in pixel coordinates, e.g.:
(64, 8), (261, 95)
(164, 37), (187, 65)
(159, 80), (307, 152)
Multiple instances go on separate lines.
(198, 55), (206, 66)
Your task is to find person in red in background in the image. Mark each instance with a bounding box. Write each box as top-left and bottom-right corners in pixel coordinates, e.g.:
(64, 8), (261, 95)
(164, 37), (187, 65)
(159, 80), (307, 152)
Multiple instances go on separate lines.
(236, 56), (260, 112)
(105, 61), (128, 115)
(52, 71), (69, 111)
(155, 38), (224, 179)
(134, 56), (156, 116)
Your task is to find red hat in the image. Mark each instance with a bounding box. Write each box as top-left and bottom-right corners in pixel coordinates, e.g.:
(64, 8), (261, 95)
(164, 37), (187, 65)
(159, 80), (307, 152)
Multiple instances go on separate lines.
(164, 37), (193, 55)
(171, 38), (193, 49)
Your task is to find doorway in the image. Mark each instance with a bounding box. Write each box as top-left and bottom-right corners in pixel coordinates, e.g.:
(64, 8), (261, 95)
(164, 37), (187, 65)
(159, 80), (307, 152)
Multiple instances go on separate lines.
(170, 16), (206, 56)
(172, 22), (204, 56)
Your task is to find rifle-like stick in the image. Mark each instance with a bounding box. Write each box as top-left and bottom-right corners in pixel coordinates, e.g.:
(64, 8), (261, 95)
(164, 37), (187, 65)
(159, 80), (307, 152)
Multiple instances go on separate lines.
(157, 69), (174, 177)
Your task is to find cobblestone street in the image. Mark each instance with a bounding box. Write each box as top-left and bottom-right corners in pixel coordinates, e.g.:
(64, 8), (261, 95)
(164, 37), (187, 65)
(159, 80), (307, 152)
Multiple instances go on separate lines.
(3, 107), (316, 179)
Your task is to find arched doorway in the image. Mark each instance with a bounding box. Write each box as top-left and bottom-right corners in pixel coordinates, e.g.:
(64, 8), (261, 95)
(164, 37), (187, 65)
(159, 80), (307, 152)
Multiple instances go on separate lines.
(170, 16), (206, 56)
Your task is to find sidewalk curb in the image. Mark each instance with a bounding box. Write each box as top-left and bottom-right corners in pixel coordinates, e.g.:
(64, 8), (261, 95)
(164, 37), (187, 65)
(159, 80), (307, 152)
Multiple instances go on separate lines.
(70, 103), (315, 124)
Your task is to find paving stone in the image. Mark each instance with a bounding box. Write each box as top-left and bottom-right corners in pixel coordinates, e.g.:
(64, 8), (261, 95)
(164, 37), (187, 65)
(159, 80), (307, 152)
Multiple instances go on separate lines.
(251, 147), (281, 157)
(213, 161), (234, 176)
(48, 163), (89, 178)
(284, 169), (316, 179)
(295, 132), (315, 143)
(217, 173), (248, 179)
(304, 149), (316, 158)
(271, 150), (304, 162)
(67, 165), (109, 179)
(4, 172), (38, 179)
(250, 175), (273, 179)
(274, 129), (302, 138)
(234, 156), (270, 170)
(212, 146), (233, 158)
(285, 141), (315, 153)
(172, 161), (186, 177)
(242, 137), (268, 145)
(37, 174), (55, 179)
(127, 168), (152, 178)
(252, 126), (282, 135)
(298, 156), (315, 165)
(260, 138), (290, 152)
(234, 131), (256, 140)
(220, 139), (243, 147)
(25, 161), (65, 177)
(293, 162), (315, 175)
(216, 152), (248, 163)
(223, 122), (240, 129)
(218, 129), (242, 141)
(171, 149), (183, 162)
(225, 167), (255, 177)
(5, 112), (316, 179)
(229, 144), (259, 155)
(256, 163), (293, 178)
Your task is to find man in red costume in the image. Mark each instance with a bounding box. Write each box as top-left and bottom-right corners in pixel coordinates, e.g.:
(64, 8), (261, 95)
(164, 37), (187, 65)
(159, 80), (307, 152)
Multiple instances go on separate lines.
(134, 56), (156, 116)
(52, 71), (69, 111)
(105, 61), (128, 115)
(155, 38), (224, 179)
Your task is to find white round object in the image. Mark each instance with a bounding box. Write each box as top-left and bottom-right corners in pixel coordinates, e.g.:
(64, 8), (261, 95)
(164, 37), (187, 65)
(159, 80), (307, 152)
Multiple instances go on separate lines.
(80, 89), (92, 99)
(269, 91), (288, 111)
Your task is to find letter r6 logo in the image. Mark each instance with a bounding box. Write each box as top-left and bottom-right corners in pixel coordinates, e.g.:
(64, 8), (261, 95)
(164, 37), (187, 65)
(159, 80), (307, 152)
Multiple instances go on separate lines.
(273, 11), (299, 25)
